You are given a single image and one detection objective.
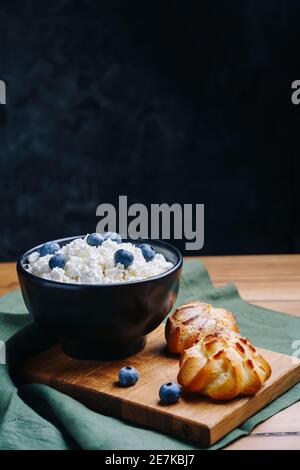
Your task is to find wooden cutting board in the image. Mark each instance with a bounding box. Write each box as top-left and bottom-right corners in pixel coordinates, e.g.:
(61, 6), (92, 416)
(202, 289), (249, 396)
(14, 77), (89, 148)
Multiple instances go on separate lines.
(18, 325), (300, 446)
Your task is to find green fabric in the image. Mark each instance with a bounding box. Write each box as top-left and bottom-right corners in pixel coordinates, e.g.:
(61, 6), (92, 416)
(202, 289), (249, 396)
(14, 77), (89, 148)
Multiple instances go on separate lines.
(0, 260), (299, 450)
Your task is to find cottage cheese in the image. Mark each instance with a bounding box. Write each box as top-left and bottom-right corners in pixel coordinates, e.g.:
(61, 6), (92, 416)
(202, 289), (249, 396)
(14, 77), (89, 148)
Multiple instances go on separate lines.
(25, 236), (174, 284)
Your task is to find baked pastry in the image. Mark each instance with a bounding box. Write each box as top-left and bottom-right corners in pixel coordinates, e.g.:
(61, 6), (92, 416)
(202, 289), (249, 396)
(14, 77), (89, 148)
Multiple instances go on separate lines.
(177, 330), (272, 400)
(165, 301), (239, 354)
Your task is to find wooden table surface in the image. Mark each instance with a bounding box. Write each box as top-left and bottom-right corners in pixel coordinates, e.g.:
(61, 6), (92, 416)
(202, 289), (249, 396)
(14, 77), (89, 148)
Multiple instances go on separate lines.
(1, 255), (300, 450)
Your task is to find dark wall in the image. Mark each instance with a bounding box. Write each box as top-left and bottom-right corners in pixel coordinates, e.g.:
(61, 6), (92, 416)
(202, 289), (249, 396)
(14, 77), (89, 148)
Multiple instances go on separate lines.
(0, 1), (299, 260)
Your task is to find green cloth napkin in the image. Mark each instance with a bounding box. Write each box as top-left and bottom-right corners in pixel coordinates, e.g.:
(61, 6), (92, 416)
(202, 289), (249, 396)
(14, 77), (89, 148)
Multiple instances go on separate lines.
(0, 260), (299, 450)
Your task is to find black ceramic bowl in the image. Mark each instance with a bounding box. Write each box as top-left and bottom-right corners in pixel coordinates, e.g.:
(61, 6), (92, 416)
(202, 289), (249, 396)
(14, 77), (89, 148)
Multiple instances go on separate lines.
(17, 236), (182, 360)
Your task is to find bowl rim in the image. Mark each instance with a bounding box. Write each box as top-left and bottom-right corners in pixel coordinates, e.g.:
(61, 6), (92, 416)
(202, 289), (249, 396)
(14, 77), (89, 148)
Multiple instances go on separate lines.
(17, 235), (183, 288)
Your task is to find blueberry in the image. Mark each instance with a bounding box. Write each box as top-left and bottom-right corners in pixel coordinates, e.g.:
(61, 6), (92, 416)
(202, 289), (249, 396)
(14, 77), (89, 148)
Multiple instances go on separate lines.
(49, 253), (67, 269)
(87, 233), (104, 247)
(114, 249), (134, 268)
(159, 382), (181, 404)
(118, 366), (139, 386)
(140, 243), (155, 262)
(40, 241), (60, 257)
(104, 232), (122, 244)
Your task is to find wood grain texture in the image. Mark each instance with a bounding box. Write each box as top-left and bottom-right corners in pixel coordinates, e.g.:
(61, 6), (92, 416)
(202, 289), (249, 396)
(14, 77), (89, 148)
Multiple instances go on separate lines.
(1, 255), (300, 449)
(0, 262), (18, 296)
(18, 324), (300, 447)
(200, 255), (300, 317)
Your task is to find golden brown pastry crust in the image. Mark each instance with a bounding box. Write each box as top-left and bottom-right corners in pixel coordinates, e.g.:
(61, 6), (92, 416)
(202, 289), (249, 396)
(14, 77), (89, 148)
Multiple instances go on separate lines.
(177, 330), (272, 400)
(165, 301), (239, 354)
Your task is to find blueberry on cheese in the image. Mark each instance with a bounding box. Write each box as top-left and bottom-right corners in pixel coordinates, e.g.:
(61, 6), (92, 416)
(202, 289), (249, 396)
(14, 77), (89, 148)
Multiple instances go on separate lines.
(140, 243), (155, 262)
(40, 241), (60, 257)
(49, 253), (67, 270)
(114, 249), (134, 268)
(104, 232), (122, 244)
(87, 233), (104, 247)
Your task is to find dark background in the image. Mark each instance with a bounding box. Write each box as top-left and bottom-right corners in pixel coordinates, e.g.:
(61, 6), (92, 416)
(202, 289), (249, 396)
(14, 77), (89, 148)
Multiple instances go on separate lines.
(0, 0), (299, 260)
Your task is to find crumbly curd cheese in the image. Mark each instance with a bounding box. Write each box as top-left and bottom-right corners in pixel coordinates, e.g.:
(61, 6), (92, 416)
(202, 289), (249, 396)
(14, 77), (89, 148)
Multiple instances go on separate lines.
(25, 236), (174, 284)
